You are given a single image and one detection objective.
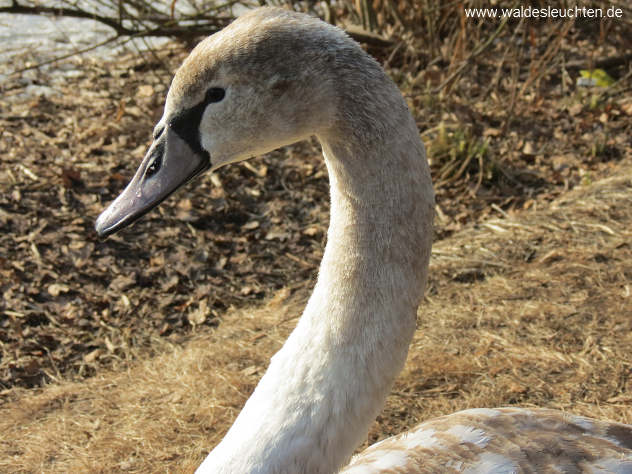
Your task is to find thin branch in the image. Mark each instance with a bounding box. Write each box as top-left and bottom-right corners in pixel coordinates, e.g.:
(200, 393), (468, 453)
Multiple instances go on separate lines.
(432, 7), (513, 94)
(1, 0), (391, 44)
(565, 53), (632, 71)
(0, 1), (231, 38)
(7, 34), (123, 76)
(0, 2), (133, 35)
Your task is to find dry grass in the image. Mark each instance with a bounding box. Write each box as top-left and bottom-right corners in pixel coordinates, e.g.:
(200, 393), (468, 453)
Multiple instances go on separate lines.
(2, 161), (630, 473)
(0, 288), (305, 473)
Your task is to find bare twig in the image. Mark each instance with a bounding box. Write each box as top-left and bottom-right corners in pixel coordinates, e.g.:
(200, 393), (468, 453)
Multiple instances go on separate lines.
(518, 20), (574, 97)
(0, 1), (230, 38)
(7, 34), (123, 76)
(565, 53), (632, 71)
(0, 2), (131, 35)
(432, 8), (512, 94)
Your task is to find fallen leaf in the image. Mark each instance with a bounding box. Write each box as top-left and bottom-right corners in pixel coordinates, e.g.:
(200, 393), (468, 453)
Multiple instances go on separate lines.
(47, 283), (70, 297)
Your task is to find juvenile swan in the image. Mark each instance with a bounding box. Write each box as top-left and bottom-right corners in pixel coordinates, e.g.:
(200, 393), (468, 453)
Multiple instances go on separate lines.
(96, 8), (632, 473)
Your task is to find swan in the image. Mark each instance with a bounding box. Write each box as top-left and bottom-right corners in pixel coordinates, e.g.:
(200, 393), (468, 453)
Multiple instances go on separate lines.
(95, 7), (632, 473)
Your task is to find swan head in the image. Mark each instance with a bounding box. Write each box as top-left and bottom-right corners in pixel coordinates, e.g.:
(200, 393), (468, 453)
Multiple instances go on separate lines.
(95, 8), (345, 237)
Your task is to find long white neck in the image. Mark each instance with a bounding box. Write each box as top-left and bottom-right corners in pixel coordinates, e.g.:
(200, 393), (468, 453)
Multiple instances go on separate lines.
(197, 57), (434, 474)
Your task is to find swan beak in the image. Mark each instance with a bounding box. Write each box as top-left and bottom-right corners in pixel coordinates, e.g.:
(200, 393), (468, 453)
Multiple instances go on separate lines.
(95, 128), (210, 237)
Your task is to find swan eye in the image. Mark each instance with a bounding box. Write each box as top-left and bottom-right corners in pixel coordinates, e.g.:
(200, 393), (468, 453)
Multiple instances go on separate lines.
(205, 87), (225, 103)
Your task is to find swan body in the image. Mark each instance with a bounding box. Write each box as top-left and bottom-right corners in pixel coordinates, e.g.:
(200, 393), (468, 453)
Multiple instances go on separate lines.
(96, 7), (632, 473)
(342, 408), (632, 473)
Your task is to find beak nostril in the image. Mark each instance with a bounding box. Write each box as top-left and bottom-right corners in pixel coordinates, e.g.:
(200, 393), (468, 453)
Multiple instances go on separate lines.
(153, 125), (165, 140)
(145, 139), (166, 179)
(146, 154), (162, 178)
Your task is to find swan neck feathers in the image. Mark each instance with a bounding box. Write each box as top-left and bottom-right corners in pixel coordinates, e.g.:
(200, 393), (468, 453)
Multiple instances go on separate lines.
(194, 8), (434, 474)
